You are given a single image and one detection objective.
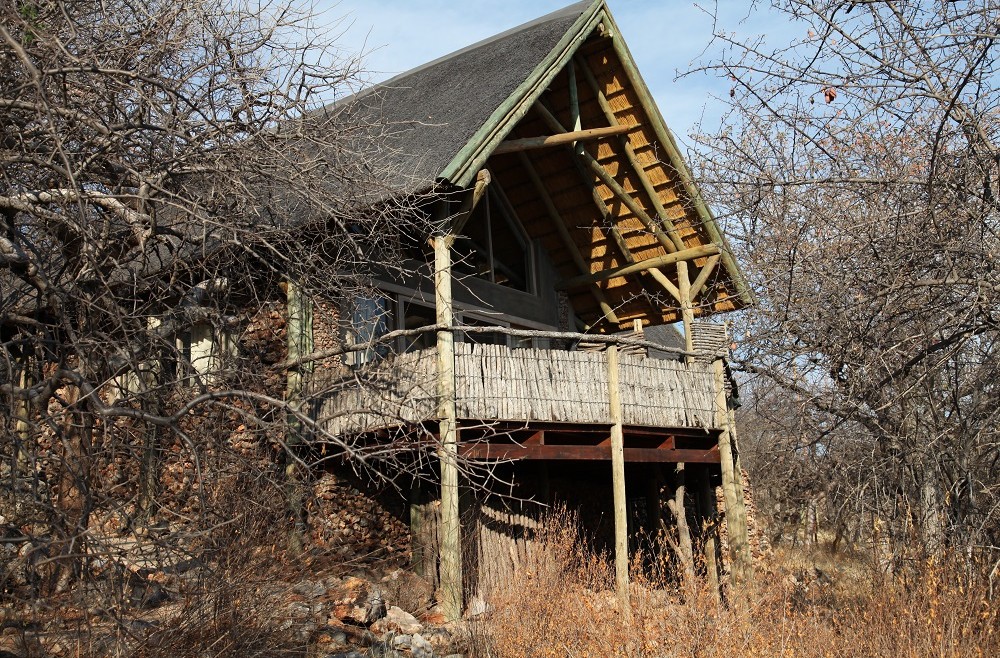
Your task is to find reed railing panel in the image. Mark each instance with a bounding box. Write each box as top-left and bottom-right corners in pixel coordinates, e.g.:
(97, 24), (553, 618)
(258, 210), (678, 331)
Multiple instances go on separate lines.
(319, 348), (437, 436)
(319, 342), (717, 436)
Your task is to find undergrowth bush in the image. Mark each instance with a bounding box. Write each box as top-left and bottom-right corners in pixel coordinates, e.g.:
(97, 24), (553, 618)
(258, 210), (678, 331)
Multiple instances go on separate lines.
(474, 510), (999, 658)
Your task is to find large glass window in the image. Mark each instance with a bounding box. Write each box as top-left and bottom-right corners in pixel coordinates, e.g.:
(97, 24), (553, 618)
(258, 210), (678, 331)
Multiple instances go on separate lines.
(454, 186), (533, 293)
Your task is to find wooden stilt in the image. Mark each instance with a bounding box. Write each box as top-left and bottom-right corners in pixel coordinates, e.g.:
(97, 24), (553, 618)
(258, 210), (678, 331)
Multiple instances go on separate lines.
(728, 406), (753, 572)
(696, 467), (722, 603)
(409, 479), (425, 577)
(713, 357), (752, 588)
(667, 462), (696, 590)
(607, 345), (630, 606)
(283, 279), (313, 553)
(434, 231), (462, 621)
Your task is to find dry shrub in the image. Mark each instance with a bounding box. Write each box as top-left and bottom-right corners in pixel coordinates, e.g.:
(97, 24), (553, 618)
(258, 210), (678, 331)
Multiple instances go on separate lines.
(475, 511), (999, 658)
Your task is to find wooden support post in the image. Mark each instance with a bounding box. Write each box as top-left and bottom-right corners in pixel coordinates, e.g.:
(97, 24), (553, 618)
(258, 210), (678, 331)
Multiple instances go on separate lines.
(607, 345), (630, 606)
(713, 357), (752, 588)
(677, 260), (695, 363)
(434, 230), (463, 621)
(696, 467), (722, 604)
(728, 405), (752, 568)
(283, 279), (313, 553)
(667, 462), (696, 591)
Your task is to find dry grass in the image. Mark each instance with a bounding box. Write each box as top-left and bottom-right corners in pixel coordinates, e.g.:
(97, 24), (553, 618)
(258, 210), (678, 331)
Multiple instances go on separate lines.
(474, 511), (999, 658)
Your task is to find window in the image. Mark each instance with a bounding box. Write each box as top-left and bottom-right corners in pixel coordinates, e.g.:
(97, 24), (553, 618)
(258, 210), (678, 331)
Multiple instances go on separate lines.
(400, 301), (436, 353)
(176, 321), (232, 386)
(461, 314), (509, 346)
(454, 185), (533, 293)
(345, 296), (392, 365)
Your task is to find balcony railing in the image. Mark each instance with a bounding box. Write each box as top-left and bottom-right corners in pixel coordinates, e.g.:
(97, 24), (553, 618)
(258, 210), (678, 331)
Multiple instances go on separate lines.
(318, 341), (717, 436)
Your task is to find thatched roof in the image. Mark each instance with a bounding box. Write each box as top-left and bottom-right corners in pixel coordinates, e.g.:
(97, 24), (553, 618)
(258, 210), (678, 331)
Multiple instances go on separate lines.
(329, 0), (752, 329)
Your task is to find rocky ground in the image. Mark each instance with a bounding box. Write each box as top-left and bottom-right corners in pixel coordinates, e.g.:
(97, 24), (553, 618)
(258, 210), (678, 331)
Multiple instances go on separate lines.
(0, 548), (473, 658)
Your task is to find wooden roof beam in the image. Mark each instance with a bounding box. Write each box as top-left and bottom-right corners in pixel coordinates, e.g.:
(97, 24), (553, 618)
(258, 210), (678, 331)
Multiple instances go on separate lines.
(517, 151), (620, 324)
(527, 102), (682, 316)
(491, 125), (632, 155)
(557, 243), (721, 290)
(575, 54), (686, 252)
(533, 103), (678, 258)
(690, 253), (722, 299)
(556, 132), (673, 319)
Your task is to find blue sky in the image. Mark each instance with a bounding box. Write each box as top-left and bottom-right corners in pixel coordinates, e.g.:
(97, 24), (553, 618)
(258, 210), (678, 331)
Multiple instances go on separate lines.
(316, 0), (799, 149)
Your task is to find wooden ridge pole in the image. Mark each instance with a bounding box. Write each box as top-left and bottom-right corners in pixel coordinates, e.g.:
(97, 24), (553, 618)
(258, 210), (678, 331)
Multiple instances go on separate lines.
(434, 225), (462, 621)
(607, 345), (630, 608)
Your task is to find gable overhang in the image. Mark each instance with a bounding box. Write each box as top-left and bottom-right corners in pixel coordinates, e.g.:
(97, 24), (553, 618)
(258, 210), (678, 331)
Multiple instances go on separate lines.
(439, 1), (605, 189)
(438, 1), (751, 330)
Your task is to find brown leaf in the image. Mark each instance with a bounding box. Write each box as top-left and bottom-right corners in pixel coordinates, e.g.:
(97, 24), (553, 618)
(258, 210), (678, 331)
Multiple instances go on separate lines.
(823, 86), (838, 103)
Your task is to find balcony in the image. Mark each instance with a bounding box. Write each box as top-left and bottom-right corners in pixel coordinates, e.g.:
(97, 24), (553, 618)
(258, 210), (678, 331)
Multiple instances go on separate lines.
(319, 341), (718, 440)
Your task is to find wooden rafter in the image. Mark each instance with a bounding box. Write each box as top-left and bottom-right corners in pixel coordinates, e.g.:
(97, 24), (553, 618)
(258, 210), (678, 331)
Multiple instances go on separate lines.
(533, 103), (678, 258)
(575, 54), (686, 252)
(647, 267), (681, 303)
(690, 253), (722, 299)
(554, 124), (671, 318)
(516, 151), (620, 324)
(557, 244), (721, 290)
(530, 102), (682, 316)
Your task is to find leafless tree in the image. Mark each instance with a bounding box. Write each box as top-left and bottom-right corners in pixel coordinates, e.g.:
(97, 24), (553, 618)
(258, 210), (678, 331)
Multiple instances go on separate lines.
(691, 0), (1000, 565)
(0, 0), (435, 616)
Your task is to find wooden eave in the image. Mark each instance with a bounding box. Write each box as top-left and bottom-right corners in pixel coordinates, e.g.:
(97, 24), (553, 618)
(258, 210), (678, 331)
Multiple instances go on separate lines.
(438, 1), (750, 331)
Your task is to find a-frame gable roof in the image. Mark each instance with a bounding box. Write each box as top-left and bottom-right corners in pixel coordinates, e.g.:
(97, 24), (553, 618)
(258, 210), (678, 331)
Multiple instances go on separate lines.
(342, 1), (751, 325)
